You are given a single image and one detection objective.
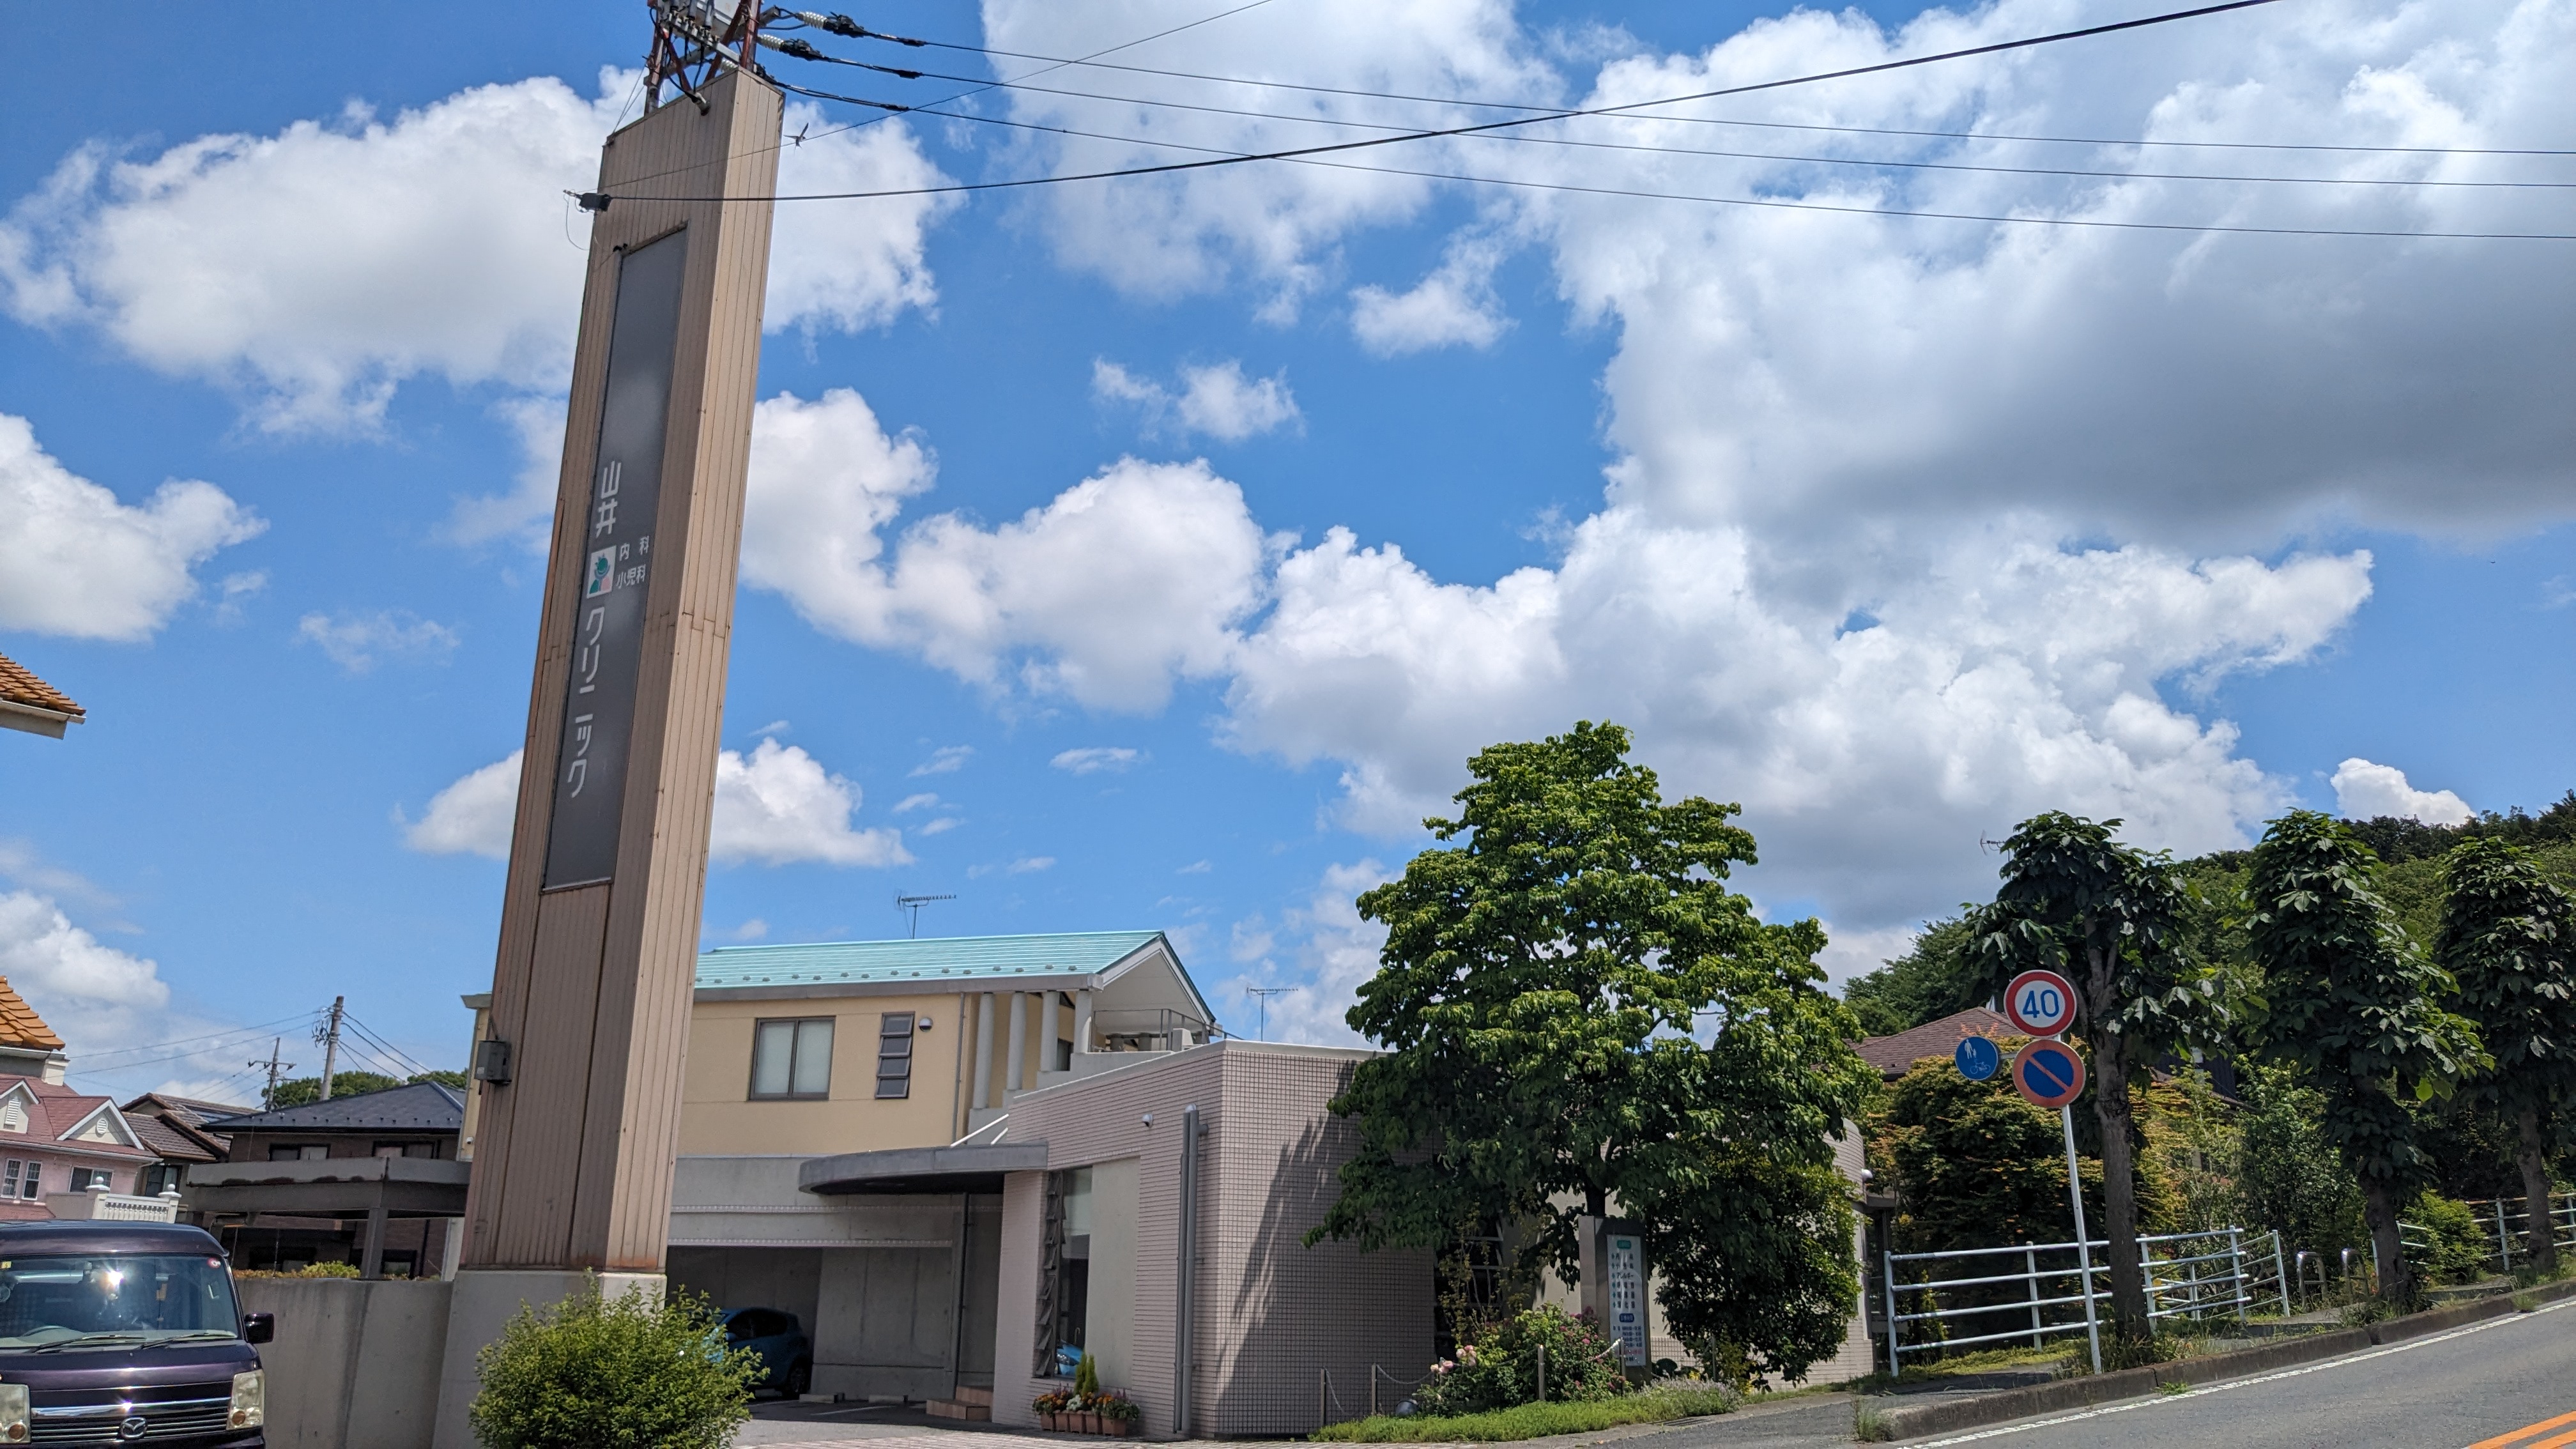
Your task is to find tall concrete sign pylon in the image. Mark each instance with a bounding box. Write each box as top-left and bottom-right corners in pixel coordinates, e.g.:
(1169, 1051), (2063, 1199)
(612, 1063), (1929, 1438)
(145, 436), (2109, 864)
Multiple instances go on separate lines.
(433, 59), (780, 1446)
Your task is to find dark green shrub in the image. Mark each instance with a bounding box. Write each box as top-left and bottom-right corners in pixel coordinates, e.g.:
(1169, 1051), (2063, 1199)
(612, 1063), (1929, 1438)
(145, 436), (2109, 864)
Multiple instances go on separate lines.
(468, 1275), (758, 1449)
(1416, 1306), (1627, 1416)
(2404, 1191), (2491, 1285)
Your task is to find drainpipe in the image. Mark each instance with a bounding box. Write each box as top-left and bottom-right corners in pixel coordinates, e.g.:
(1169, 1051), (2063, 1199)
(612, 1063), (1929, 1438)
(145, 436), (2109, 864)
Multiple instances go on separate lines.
(1175, 1104), (1202, 1438)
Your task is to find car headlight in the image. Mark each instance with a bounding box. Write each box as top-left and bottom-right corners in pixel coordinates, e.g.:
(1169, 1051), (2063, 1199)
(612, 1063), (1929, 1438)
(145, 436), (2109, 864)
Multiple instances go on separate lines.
(0, 1381), (26, 1443)
(228, 1370), (264, 1429)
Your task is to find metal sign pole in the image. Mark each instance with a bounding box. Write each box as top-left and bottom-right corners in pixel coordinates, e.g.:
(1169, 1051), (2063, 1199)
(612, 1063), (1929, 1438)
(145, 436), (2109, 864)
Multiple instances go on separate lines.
(2060, 1105), (2104, 1376)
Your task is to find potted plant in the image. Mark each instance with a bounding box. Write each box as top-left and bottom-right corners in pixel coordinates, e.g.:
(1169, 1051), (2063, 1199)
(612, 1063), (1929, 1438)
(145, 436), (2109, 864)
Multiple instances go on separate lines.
(1092, 1392), (1141, 1436)
(1032, 1388), (1073, 1430)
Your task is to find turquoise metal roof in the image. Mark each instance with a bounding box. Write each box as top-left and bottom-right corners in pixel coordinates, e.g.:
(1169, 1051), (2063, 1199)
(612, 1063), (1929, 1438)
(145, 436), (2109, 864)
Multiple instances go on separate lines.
(695, 930), (1169, 990)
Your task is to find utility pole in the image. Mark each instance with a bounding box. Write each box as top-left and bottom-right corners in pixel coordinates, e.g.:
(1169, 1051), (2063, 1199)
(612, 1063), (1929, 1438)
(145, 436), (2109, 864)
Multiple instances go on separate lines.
(1245, 985), (1300, 1042)
(896, 893), (956, 939)
(249, 1039), (294, 1112)
(316, 996), (345, 1101)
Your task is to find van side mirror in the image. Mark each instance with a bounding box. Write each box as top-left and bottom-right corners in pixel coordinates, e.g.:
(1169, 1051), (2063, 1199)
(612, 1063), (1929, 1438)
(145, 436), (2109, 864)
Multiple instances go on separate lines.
(242, 1313), (274, 1345)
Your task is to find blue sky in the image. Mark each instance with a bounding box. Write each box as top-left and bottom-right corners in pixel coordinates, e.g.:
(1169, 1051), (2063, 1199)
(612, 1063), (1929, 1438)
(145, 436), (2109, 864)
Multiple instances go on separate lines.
(1, 0), (2568, 1098)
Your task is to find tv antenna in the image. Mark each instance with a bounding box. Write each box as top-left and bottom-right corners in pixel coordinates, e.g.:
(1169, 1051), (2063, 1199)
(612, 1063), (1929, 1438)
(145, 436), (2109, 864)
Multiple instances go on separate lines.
(1244, 985), (1300, 1042)
(895, 893), (956, 939)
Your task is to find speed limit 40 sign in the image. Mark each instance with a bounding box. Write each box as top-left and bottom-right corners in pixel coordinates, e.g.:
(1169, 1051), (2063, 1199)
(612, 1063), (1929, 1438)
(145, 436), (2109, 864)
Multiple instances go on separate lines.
(2004, 969), (2079, 1037)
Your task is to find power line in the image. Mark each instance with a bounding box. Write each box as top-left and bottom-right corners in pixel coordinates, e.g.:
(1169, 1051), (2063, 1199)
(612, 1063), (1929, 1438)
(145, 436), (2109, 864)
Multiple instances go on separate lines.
(794, 19), (2576, 159)
(767, 83), (2576, 240)
(763, 43), (2572, 190)
(339, 1013), (434, 1075)
(602, 0), (2405, 206)
(74, 1012), (320, 1068)
(608, 0), (1282, 194)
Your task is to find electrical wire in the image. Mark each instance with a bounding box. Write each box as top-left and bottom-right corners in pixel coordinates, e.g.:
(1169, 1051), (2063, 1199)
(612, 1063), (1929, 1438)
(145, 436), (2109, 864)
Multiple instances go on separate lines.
(75, 1013), (321, 1069)
(339, 1014), (438, 1079)
(608, 0), (1282, 194)
(604, 0), (2404, 206)
(765, 39), (2573, 188)
(795, 20), (2575, 158)
(763, 81), (2576, 240)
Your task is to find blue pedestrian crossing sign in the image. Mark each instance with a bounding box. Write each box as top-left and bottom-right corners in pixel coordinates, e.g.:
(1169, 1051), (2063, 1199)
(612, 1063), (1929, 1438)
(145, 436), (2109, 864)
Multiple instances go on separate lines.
(1954, 1035), (2001, 1081)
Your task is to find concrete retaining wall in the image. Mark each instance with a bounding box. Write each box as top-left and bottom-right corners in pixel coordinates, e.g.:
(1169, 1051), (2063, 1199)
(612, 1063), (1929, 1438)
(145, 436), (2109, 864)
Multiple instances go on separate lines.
(238, 1276), (453, 1449)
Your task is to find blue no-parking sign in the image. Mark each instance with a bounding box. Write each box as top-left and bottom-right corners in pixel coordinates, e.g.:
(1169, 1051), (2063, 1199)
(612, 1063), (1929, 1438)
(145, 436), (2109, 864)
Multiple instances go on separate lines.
(1954, 1035), (2000, 1081)
(2012, 1038), (2088, 1108)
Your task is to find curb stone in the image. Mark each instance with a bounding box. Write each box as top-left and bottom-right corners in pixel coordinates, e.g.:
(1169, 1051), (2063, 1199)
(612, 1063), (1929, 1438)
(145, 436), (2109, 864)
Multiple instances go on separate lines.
(1871, 1275), (2576, 1442)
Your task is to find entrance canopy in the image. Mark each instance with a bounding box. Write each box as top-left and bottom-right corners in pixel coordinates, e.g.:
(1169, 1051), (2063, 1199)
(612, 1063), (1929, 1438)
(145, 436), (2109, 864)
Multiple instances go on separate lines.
(799, 1143), (1048, 1197)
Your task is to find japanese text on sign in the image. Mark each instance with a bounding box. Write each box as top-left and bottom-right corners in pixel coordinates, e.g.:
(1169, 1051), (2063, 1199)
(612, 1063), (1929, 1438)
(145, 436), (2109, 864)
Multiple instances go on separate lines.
(542, 230), (686, 889)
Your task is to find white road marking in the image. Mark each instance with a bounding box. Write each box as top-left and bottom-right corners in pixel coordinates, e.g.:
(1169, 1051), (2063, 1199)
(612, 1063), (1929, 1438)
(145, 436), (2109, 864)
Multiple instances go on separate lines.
(1903, 1297), (2575, 1446)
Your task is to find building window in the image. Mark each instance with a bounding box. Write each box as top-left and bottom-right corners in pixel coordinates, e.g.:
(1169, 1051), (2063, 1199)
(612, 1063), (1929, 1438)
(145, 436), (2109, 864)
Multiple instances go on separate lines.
(19, 1163), (37, 1199)
(1034, 1167), (1094, 1377)
(374, 1142), (441, 1159)
(141, 1163), (181, 1196)
(269, 1144), (327, 1162)
(875, 1013), (915, 1100)
(749, 1018), (834, 1100)
(70, 1168), (111, 1192)
(3, 1160), (18, 1197)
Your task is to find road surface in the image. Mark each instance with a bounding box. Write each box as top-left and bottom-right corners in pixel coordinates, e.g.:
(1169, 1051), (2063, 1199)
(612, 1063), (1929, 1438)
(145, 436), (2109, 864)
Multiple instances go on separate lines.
(1894, 1296), (2576, 1448)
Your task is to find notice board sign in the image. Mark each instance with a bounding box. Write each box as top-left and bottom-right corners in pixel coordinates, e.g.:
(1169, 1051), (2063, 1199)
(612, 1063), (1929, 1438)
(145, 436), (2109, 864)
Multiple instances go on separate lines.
(543, 229), (686, 889)
(1606, 1232), (1648, 1367)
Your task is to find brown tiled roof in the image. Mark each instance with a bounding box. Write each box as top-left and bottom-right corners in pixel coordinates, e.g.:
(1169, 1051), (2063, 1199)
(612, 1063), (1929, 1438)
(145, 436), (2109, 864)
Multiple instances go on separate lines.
(0, 979), (65, 1052)
(1854, 1006), (2016, 1080)
(130, 1114), (223, 1163)
(0, 652), (81, 719)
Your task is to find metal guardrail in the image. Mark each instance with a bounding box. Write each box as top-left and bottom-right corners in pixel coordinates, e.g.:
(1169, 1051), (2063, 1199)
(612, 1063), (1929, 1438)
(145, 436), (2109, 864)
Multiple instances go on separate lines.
(1883, 1227), (2286, 1374)
(2461, 1192), (2576, 1273)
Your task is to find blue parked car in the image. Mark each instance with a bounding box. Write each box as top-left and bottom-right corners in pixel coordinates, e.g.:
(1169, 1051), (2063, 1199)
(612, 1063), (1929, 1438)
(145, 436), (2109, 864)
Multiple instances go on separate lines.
(720, 1307), (812, 1396)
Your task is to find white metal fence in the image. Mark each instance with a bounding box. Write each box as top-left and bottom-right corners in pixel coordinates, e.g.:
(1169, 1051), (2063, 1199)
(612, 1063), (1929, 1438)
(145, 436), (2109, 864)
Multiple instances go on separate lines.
(2462, 1192), (2576, 1275)
(1882, 1227), (2290, 1375)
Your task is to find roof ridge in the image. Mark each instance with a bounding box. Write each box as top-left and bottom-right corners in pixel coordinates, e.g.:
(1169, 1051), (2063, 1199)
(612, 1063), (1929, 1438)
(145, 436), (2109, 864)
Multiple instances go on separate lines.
(702, 928), (1162, 955)
(0, 979), (65, 1052)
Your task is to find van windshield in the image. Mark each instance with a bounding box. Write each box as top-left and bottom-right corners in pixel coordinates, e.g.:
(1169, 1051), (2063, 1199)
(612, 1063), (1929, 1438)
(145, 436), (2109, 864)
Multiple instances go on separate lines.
(0, 1255), (241, 1351)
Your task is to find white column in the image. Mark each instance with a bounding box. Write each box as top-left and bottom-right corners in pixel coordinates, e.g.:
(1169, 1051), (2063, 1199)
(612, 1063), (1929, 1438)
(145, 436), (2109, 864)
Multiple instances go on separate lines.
(1073, 990), (1095, 1056)
(1005, 992), (1029, 1096)
(973, 992), (996, 1110)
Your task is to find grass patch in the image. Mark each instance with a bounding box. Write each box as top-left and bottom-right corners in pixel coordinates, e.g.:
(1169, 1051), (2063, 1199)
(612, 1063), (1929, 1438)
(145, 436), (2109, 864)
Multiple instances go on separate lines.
(1851, 1399), (1893, 1443)
(1311, 1388), (1739, 1442)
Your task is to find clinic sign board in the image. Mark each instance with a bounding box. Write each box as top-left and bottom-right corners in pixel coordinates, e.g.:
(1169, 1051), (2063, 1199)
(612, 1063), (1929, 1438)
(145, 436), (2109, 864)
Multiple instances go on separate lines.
(1606, 1232), (1648, 1367)
(543, 231), (686, 889)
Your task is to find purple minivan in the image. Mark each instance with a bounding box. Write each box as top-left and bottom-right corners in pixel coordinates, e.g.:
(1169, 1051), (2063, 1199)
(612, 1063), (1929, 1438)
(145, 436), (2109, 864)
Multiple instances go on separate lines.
(0, 1220), (270, 1446)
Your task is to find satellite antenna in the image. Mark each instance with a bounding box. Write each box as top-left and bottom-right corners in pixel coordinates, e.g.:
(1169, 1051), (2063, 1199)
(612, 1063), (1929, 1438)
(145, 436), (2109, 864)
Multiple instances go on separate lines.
(895, 893), (956, 939)
(1244, 985), (1300, 1042)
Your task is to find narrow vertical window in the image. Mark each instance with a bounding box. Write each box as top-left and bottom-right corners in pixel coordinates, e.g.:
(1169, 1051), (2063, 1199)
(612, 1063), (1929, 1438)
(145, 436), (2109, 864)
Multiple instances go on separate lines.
(750, 1018), (834, 1100)
(875, 1013), (915, 1100)
(21, 1163), (39, 1199)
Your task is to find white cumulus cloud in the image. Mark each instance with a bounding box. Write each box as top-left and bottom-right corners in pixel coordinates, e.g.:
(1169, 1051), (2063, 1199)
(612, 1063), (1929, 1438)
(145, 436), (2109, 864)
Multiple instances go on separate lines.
(1220, 860), (1393, 1047)
(0, 412), (263, 640)
(404, 739), (908, 868)
(711, 738), (910, 868)
(2330, 758), (2474, 826)
(1092, 359), (1301, 441)
(1052, 747), (1143, 775)
(741, 388), (1271, 711)
(0, 891), (219, 1091)
(296, 610), (459, 673)
(1350, 235), (1512, 356)
(1, 80), (951, 434)
(403, 751), (525, 859)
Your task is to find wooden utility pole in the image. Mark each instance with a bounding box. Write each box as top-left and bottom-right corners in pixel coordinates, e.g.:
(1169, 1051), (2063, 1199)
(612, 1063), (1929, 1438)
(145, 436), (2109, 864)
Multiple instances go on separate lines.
(316, 995), (344, 1100)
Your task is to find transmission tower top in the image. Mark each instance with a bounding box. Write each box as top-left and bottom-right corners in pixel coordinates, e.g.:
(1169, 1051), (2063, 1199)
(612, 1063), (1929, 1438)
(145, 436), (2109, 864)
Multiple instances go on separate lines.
(646, 0), (767, 113)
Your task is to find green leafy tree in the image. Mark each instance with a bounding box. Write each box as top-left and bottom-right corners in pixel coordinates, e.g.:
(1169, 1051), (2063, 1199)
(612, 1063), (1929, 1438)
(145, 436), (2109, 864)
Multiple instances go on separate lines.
(2245, 811), (2485, 1307)
(266, 1071), (401, 1108)
(2435, 838), (2576, 1272)
(2233, 1063), (2366, 1261)
(1314, 722), (1878, 1383)
(1959, 813), (2214, 1343)
(1842, 919), (1984, 1036)
(468, 1275), (756, 1449)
